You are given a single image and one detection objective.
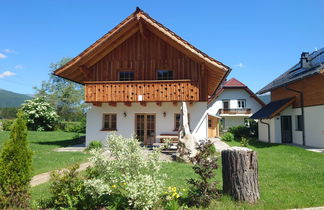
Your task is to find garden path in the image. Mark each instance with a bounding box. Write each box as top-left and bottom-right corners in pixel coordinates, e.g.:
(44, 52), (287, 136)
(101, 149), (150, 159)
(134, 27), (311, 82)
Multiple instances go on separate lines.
(209, 138), (231, 152)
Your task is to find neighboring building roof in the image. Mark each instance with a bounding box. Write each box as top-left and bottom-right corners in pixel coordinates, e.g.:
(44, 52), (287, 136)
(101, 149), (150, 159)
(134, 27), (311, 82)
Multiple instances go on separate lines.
(258, 47), (324, 94)
(250, 97), (295, 119)
(54, 7), (230, 85)
(208, 77), (265, 106)
(223, 78), (247, 88)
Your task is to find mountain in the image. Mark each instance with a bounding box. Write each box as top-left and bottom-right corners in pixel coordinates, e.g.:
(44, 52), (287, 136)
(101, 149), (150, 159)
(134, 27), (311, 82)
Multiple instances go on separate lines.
(258, 94), (271, 104)
(0, 89), (32, 108)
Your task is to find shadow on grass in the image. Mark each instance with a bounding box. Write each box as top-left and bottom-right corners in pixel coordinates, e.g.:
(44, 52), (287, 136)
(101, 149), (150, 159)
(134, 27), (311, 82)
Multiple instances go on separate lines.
(34, 136), (85, 147)
(233, 137), (281, 149)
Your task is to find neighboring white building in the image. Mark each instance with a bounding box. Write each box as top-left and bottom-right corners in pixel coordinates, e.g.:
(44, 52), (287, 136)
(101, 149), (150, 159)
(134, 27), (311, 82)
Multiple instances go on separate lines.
(208, 78), (265, 130)
(53, 8), (230, 145)
(252, 48), (324, 148)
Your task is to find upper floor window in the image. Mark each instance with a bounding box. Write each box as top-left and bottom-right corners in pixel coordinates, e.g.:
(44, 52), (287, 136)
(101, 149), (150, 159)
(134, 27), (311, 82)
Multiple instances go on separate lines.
(238, 99), (246, 109)
(119, 71), (134, 81)
(157, 70), (173, 80)
(102, 113), (117, 131)
(222, 100), (230, 109)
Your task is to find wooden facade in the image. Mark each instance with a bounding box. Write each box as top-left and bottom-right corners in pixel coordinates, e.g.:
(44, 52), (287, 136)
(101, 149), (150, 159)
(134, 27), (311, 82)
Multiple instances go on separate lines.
(271, 74), (324, 108)
(54, 8), (230, 104)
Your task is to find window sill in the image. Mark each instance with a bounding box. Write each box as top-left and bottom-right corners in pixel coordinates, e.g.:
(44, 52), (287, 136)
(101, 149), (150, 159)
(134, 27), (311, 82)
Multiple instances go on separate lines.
(101, 129), (118, 131)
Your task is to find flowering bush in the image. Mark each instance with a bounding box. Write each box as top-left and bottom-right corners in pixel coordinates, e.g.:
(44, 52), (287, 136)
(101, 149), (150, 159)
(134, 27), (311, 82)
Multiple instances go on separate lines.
(85, 133), (165, 209)
(162, 186), (187, 210)
(20, 96), (59, 131)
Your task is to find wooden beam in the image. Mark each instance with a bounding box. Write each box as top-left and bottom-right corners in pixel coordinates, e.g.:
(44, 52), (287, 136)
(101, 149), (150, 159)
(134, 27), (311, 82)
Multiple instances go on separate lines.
(140, 101), (147, 106)
(124, 102), (132, 107)
(93, 102), (102, 107)
(108, 102), (117, 107)
(138, 19), (147, 39)
(156, 102), (162, 106)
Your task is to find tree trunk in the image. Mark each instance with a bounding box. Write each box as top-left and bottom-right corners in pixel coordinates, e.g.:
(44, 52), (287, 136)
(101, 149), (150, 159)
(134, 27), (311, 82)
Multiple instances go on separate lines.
(222, 147), (260, 203)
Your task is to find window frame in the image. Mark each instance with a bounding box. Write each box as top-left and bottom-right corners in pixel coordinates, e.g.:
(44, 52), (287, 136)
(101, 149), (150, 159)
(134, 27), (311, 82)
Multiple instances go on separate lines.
(222, 99), (230, 109)
(174, 113), (190, 131)
(156, 70), (173, 80)
(102, 113), (117, 131)
(295, 115), (303, 131)
(118, 71), (135, 81)
(237, 99), (246, 109)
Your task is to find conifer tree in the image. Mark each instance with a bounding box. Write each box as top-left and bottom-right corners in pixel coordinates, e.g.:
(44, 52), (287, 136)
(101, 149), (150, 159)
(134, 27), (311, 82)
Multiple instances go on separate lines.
(0, 111), (33, 208)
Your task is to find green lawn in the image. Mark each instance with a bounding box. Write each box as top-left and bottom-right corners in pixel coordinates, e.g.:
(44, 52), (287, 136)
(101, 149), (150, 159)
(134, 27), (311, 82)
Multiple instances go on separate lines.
(31, 138), (324, 209)
(0, 131), (90, 175)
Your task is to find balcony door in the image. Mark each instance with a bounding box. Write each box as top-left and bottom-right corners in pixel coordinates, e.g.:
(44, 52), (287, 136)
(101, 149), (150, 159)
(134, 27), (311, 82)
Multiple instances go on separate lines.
(135, 114), (156, 145)
(223, 100), (230, 110)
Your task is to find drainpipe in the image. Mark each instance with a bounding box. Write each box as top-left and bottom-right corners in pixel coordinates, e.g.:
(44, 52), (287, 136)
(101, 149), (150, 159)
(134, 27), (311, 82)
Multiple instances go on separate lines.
(260, 119), (270, 143)
(284, 87), (306, 146)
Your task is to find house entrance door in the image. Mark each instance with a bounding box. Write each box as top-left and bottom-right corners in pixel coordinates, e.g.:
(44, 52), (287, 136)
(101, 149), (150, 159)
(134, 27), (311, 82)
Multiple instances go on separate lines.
(135, 114), (156, 145)
(281, 116), (292, 143)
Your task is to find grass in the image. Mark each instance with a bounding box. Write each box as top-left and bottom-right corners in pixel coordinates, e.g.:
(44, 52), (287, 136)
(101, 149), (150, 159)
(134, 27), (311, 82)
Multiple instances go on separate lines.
(30, 137), (324, 209)
(0, 131), (90, 175)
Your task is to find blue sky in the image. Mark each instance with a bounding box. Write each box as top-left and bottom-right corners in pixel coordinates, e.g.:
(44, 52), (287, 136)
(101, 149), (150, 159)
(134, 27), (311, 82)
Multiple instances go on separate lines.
(0, 0), (323, 94)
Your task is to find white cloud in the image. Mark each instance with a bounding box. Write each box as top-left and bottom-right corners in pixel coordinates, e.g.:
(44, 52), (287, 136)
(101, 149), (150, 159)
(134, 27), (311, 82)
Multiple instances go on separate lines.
(235, 63), (245, 68)
(0, 53), (7, 59)
(0, 71), (16, 78)
(14, 65), (24, 69)
(3, 49), (16, 54)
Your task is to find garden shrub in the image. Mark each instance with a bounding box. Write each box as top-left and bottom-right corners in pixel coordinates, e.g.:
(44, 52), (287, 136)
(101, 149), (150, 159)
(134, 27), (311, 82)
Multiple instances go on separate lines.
(20, 96), (59, 131)
(1, 119), (14, 131)
(0, 112), (33, 208)
(240, 137), (249, 147)
(49, 164), (86, 209)
(228, 125), (250, 139)
(221, 132), (234, 142)
(87, 141), (103, 151)
(162, 186), (186, 210)
(58, 121), (85, 133)
(187, 140), (219, 208)
(85, 133), (165, 209)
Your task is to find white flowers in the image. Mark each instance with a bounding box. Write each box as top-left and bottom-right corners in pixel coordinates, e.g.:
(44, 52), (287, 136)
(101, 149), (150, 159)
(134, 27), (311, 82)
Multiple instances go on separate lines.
(85, 133), (165, 209)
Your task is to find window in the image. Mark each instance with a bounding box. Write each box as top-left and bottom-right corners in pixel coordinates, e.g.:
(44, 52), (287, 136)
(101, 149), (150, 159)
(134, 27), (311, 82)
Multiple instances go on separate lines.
(157, 70), (173, 80)
(174, 113), (190, 131)
(238, 99), (246, 109)
(208, 119), (212, 128)
(119, 71), (134, 81)
(102, 114), (117, 130)
(222, 100), (230, 109)
(296, 115), (303, 131)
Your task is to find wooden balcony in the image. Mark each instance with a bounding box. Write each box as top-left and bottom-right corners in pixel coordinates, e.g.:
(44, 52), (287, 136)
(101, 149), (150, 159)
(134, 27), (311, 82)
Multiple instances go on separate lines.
(218, 108), (252, 115)
(85, 80), (200, 103)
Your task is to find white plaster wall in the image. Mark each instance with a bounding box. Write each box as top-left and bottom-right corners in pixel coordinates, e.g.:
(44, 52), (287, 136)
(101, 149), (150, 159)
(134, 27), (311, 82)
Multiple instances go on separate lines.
(258, 119), (277, 143)
(208, 89), (263, 116)
(223, 116), (246, 129)
(86, 102), (208, 145)
(304, 105), (324, 148)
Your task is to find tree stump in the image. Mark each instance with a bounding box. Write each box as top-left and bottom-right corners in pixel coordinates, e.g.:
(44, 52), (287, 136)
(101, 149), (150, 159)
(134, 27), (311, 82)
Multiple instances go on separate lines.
(221, 147), (260, 203)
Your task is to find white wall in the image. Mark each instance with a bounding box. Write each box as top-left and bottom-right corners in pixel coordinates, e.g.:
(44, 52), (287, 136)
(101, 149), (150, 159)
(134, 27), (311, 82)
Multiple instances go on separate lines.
(304, 105), (324, 148)
(222, 116), (247, 129)
(208, 89), (263, 116)
(86, 102), (208, 145)
(258, 119), (278, 143)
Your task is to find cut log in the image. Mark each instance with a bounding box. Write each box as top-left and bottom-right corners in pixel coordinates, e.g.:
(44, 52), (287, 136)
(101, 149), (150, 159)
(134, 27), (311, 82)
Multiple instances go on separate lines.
(221, 147), (259, 203)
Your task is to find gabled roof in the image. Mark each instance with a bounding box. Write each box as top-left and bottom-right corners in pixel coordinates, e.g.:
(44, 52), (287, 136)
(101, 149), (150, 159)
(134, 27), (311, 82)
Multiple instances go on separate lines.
(223, 78), (247, 88)
(250, 97), (295, 119)
(258, 47), (324, 94)
(54, 7), (230, 85)
(208, 77), (265, 106)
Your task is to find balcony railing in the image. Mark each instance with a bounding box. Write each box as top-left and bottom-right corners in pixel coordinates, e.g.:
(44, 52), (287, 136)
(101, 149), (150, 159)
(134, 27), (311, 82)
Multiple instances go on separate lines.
(85, 80), (200, 103)
(218, 108), (252, 115)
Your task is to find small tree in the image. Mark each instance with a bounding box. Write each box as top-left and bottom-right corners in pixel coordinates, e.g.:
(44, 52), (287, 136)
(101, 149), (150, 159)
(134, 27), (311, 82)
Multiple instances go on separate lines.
(0, 112), (33, 208)
(21, 96), (59, 131)
(187, 140), (219, 207)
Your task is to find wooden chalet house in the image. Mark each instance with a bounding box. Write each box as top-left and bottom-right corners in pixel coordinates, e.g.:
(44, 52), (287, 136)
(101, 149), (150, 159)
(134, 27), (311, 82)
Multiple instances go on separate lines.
(251, 48), (324, 148)
(54, 8), (230, 145)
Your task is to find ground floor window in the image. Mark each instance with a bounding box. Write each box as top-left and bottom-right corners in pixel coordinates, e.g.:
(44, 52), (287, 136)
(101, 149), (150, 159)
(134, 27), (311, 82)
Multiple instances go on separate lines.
(102, 113), (117, 131)
(174, 113), (190, 131)
(296, 115), (303, 131)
